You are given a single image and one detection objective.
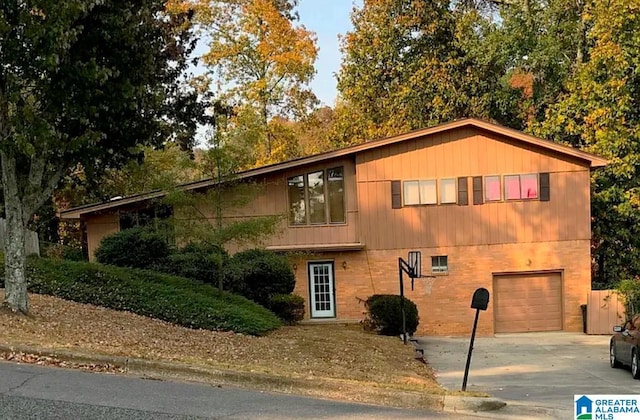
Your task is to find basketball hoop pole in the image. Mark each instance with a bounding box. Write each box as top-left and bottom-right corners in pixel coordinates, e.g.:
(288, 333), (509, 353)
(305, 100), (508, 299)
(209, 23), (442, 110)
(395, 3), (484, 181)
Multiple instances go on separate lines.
(398, 251), (421, 345)
(398, 258), (407, 344)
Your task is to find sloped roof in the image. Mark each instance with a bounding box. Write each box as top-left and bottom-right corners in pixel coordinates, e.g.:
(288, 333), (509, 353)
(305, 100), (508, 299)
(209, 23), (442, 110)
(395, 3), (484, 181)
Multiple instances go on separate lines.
(59, 118), (608, 219)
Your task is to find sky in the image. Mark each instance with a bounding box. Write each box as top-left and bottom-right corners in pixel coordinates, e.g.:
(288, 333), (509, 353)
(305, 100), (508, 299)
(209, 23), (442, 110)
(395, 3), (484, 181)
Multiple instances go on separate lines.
(296, 1), (360, 107)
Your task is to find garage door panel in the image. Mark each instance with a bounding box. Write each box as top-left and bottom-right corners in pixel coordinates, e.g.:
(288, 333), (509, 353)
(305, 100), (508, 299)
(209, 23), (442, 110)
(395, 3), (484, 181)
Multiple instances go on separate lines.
(494, 273), (562, 333)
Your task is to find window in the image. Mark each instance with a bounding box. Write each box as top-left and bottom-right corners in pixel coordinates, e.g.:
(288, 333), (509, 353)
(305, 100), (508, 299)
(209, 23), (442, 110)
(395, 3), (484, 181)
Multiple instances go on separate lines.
(328, 167), (345, 223)
(287, 167), (345, 226)
(403, 180), (437, 205)
(287, 175), (306, 225)
(505, 174), (538, 200)
(307, 171), (326, 224)
(485, 176), (501, 202)
(440, 178), (456, 204)
(119, 204), (174, 244)
(431, 255), (448, 274)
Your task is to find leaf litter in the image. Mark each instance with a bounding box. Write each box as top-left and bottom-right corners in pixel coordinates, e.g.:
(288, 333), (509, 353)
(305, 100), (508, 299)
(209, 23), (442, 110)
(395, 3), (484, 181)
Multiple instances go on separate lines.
(0, 292), (442, 396)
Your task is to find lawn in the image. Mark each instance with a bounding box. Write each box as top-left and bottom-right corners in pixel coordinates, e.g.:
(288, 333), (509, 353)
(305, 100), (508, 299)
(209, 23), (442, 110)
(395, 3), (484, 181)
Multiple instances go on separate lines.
(0, 291), (443, 406)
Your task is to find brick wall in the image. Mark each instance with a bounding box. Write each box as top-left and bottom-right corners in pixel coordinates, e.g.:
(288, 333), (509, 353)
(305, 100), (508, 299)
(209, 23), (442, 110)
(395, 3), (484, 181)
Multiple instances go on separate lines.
(294, 240), (591, 336)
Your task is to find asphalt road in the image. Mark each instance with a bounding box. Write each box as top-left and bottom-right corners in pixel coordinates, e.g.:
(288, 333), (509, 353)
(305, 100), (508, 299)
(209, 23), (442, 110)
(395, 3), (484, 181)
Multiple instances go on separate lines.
(0, 360), (475, 420)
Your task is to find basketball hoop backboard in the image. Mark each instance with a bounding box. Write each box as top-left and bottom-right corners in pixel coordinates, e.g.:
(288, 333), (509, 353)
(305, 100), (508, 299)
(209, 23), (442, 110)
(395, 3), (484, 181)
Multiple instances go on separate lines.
(408, 251), (421, 278)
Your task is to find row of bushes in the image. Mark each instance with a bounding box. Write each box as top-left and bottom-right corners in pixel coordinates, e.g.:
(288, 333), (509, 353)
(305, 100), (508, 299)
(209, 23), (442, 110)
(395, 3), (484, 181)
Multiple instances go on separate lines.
(1, 255), (282, 335)
(94, 227), (303, 324)
(50, 227), (419, 334)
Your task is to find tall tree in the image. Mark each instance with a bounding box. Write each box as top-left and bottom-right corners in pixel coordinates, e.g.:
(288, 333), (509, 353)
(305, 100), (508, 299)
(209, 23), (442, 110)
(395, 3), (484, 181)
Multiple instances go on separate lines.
(335, 0), (508, 144)
(534, 0), (640, 288)
(486, 0), (589, 127)
(0, 0), (200, 313)
(196, 0), (318, 164)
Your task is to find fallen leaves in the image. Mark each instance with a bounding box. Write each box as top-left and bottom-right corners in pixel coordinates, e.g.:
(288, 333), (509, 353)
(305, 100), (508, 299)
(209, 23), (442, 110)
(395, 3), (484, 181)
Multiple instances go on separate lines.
(0, 351), (125, 373)
(0, 292), (441, 393)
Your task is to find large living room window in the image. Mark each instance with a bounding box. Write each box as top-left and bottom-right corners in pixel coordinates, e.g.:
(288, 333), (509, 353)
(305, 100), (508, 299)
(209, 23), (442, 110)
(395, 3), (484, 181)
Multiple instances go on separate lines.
(287, 167), (345, 225)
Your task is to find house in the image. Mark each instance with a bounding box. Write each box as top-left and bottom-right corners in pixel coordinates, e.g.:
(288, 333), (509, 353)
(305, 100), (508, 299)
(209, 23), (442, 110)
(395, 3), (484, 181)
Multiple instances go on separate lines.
(60, 118), (607, 336)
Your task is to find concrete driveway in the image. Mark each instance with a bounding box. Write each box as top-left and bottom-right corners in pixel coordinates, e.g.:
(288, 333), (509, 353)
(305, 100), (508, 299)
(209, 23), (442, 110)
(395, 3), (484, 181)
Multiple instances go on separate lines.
(417, 332), (640, 419)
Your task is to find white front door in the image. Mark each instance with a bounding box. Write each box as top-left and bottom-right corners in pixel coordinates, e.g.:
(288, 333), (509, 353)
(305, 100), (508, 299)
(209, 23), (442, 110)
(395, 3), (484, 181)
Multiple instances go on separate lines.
(308, 262), (335, 318)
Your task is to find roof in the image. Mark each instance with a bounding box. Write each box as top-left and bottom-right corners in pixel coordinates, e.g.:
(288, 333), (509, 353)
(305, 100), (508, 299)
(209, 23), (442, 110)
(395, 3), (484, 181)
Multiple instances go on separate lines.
(59, 118), (608, 219)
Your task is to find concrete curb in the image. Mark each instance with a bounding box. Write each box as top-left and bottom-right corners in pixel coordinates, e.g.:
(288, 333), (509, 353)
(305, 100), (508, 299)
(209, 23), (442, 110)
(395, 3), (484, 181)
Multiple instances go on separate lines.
(0, 342), (505, 413)
(443, 395), (507, 413)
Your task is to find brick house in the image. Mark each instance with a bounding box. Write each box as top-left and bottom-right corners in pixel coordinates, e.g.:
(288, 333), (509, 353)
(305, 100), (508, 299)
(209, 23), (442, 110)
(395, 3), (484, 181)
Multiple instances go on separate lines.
(60, 118), (607, 335)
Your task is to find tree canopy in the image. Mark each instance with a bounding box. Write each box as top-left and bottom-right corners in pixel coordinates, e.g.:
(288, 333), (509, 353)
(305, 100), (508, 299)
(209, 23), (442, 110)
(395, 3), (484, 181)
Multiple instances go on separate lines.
(0, 0), (202, 312)
(194, 0), (318, 165)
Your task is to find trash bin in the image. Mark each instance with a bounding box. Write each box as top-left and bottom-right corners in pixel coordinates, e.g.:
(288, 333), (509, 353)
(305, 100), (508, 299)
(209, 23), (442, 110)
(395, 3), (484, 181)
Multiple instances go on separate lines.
(580, 304), (587, 333)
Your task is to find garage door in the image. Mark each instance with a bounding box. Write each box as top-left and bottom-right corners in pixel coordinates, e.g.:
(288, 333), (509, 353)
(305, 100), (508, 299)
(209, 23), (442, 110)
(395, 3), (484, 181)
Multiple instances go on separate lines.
(494, 272), (562, 333)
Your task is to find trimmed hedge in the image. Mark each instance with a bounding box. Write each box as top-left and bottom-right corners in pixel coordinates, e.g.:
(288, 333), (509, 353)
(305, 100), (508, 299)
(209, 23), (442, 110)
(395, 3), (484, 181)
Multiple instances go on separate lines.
(94, 227), (171, 269)
(364, 294), (419, 336)
(160, 242), (229, 286)
(2, 256), (281, 335)
(267, 294), (305, 325)
(223, 249), (295, 306)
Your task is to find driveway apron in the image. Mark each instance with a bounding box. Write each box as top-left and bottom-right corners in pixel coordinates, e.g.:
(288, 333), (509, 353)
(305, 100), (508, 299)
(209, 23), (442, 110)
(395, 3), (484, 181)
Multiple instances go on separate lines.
(417, 332), (640, 418)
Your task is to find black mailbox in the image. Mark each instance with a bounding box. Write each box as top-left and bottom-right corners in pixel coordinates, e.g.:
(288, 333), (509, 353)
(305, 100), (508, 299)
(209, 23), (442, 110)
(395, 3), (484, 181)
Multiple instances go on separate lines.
(470, 287), (490, 311)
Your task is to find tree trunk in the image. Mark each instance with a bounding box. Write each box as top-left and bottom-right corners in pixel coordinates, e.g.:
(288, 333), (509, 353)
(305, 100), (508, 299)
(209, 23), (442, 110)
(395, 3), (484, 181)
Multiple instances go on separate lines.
(1, 150), (29, 313)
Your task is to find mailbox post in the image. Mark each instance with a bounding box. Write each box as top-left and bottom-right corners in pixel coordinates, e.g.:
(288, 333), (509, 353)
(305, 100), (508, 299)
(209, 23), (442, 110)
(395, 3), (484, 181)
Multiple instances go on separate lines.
(462, 287), (490, 391)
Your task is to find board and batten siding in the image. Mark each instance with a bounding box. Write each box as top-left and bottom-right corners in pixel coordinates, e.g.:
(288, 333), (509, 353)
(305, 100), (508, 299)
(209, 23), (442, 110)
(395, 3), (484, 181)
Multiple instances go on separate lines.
(196, 157), (360, 249)
(356, 127), (592, 250)
(85, 212), (119, 261)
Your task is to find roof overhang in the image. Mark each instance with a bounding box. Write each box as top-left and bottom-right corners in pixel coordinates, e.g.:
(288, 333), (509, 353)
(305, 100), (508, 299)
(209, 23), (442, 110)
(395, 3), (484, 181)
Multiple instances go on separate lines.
(59, 118), (608, 219)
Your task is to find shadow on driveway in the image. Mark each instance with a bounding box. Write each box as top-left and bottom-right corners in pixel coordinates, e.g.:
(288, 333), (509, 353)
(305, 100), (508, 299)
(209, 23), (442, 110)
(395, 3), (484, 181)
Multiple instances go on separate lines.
(417, 332), (639, 418)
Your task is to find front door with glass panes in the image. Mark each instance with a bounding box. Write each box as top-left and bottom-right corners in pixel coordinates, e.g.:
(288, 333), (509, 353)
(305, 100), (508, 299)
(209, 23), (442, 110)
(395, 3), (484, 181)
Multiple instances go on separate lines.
(308, 262), (335, 318)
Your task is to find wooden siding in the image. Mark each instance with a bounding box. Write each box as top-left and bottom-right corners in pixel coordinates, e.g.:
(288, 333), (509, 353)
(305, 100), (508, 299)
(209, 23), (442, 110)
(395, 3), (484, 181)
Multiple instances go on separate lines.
(85, 213), (119, 261)
(195, 157), (360, 249)
(356, 127), (592, 250)
(0, 219), (39, 256)
(587, 290), (625, 335)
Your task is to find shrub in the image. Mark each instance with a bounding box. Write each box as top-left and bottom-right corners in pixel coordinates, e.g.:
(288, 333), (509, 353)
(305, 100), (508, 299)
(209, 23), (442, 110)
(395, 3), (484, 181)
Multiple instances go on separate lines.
(617, 278), (640, 318)
(94, 227), (171, 269)
(20, 256), (281, 335)
(223, 249), (295, 306)
(364, 294), (419, 336)
(267, 294), (305, 324)
(160, 242), (229, 286)
(62, 246), (86, 262)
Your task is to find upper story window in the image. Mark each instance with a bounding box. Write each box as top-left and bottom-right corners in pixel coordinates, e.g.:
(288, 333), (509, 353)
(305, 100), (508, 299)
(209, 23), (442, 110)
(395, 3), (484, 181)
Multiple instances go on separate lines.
(440, 178), (457, 204)
(287, 167), (345, 226)
(485, 176), (501, 202)
(393, 172), (549, 208)
(505, 174), (538, 200)
(404, 180), (437, 205)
